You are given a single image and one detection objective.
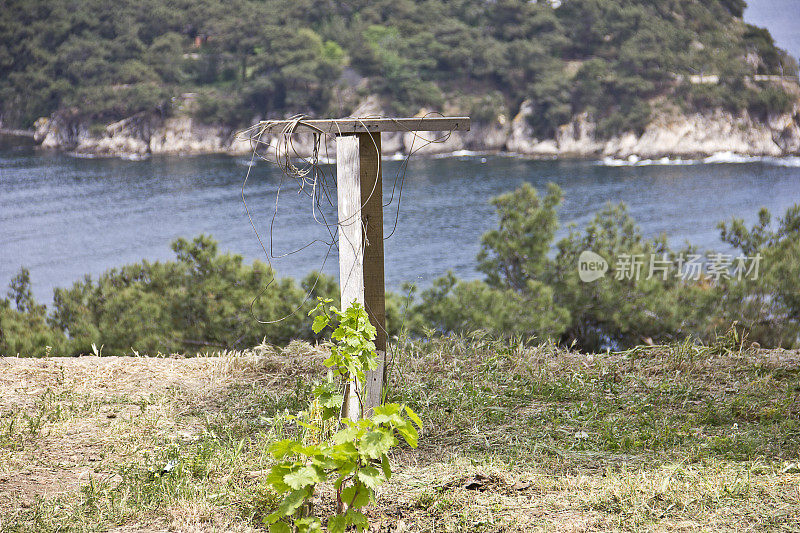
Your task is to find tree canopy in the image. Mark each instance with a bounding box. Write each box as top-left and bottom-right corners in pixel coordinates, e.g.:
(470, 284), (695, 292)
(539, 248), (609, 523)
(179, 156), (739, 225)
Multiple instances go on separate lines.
(1, 0), (796, 137)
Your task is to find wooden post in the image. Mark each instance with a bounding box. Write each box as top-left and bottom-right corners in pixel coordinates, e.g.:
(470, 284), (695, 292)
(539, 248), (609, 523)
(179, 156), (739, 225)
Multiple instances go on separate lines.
(336, 132), (386, 418)
(358, 133), (386, 412)
(249, 117), (470, 418)
(336, 134), (365, 419)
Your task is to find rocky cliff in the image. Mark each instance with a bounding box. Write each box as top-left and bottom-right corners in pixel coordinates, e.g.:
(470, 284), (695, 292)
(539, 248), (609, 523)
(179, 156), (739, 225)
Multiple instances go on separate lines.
(31, 96), (800, 160)
(33, 111), (251, 159)
(506, 101), (800, 159)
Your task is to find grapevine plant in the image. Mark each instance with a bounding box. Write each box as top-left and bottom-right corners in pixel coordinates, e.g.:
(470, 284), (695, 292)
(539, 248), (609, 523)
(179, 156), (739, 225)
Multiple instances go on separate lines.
(265, 299), (422, 533)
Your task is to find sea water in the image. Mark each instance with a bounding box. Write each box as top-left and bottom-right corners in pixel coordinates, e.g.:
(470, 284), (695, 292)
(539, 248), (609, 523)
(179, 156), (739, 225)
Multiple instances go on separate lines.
(1, 136), (798, 302)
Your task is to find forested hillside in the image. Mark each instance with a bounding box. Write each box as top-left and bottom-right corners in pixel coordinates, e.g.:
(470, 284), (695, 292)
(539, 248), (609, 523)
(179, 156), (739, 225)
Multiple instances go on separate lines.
(1, 0), (797, 138)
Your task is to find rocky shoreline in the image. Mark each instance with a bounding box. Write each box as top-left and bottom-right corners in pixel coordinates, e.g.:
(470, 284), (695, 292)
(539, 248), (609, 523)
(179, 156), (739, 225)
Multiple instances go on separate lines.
(19, 95), (800, 161)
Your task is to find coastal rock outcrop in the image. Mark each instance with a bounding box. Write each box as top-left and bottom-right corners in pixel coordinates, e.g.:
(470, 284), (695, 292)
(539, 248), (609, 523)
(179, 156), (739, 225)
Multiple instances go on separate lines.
(505, 101), (559, 156)
(80, 113), (153, 157)
(34, 111), (88, 151)
(33, 110), (248, 158)
(771, 109), (800, 154)
(30, 95), (800, 160)
(602, 109), (791, 158)
(150, 116), (240, 155)
(556, 113), (604, 156)
(503, 99), (800, 159)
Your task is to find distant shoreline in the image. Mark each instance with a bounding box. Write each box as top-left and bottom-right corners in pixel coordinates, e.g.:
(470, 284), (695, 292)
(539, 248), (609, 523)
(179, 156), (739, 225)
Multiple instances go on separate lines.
(15, 104), (800, 162)
(3, 135), (799, 169)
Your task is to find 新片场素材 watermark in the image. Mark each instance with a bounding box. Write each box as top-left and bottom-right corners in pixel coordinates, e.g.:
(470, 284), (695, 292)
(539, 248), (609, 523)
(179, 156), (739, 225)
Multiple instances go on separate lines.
(578, 251), (761, 283)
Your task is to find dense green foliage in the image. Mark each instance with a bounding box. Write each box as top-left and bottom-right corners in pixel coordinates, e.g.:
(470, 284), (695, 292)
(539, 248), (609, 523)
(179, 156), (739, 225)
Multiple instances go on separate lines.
(1, 235), (340, 356)
(0, 269), (65, 357)
(407, 183), (800, 351)
(1, 0), (796, 137)
(2, 187), (799, 355)
(715, 205), (800, 347)
(409, 184), (569, 339)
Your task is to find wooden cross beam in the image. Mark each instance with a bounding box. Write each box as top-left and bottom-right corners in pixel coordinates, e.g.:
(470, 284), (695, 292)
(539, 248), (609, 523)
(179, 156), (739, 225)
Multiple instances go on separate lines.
(267, 117), (470, 418)
(253, 117), (469, 135)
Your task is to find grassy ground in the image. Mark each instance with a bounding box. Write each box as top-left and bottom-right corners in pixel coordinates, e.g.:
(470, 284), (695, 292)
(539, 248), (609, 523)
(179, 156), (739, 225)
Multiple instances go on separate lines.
(0, 332), (798, 532)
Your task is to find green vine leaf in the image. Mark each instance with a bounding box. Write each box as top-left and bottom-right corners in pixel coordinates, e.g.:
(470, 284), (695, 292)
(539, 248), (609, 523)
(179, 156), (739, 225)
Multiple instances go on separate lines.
(348, 510), (369, 531)
(327, 514), (347, 533)
(284, 465), (322, 490)
(268, 439), (298, 460)
(404, 406), (423, 429)
(312, 314), (329, 334)
(269, 521), (292, 533)
(333, 425), (359, 445)
(360, 429), (396, 459)
(277, 488), (309, 516)
(266, 464), (292, 492)
(295, 517), (323, 532)
(329, 440), (358, 461)
(381, 454), (392, 480)
(341, 483), (371, 508)
(396, 422), (419, 448)
(357, 465), (384, 490)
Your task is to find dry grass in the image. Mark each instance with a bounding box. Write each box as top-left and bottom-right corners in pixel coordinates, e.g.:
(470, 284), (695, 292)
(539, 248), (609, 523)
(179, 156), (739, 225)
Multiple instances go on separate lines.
(0, 336), (798, 532)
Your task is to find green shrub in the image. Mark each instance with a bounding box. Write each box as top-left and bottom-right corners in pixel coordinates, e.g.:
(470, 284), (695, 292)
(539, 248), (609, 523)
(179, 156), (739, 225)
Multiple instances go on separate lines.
(749, 85), (795, 118)
(265, 300), (422, 533)
(409, 182), (800, 351)
(46, 235), (339, 355)
(715, 206), (800, 347)
(412, 273), (569, 340)
(0, 269), (66, 357)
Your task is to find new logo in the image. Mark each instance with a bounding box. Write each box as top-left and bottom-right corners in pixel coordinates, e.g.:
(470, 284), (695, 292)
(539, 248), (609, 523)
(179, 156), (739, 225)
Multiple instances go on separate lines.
(578, 250), (608, 282)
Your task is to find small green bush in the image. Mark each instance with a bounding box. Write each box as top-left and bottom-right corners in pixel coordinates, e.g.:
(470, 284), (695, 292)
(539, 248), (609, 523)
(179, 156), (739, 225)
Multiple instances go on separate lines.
(264, 300), (422, 532)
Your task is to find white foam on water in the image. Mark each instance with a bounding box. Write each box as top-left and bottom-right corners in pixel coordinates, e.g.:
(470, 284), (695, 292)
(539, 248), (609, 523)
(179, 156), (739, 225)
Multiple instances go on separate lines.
(67, 151), (148, 161)
(765, 156), (800, 167)
(599, 156), (700, 167)
(68, 151), (149, 161)
(431, 149), (487, 159)
(702, 151), (759, 164)
(450, 149), (484, 157)
(702, 152), (800, 166)
(122, 153), (150, 161)
(599, 152), (800, 167)
(66, 151), (99, 159)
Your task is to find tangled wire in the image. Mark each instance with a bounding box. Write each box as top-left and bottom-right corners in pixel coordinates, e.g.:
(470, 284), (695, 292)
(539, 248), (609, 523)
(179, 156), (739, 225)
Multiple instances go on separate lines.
(237, 113), (455, 338)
